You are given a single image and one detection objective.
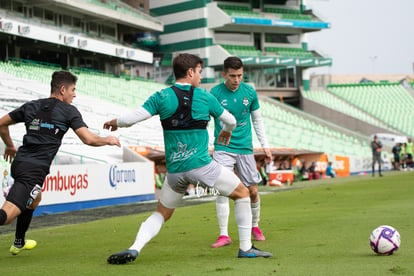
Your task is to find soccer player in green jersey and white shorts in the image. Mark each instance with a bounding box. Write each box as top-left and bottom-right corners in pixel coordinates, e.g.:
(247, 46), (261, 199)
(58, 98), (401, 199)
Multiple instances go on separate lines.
(104, 54), (272, 264)
(210, 57), (273, 248)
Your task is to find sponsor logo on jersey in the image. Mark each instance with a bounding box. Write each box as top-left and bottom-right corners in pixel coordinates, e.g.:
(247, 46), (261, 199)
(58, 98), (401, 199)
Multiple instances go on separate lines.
(29, 119), (57, 132)
(29, 119), (40, 130)
(170, 142), (197, 163)
(40, 122), (54, 130)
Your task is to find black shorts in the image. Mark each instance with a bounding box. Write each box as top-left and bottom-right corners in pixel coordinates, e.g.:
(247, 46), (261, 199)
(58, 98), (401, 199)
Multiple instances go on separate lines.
(7, 161), (49, 212)
(394, 155), (400, 163)
(372, 154), (381, 163)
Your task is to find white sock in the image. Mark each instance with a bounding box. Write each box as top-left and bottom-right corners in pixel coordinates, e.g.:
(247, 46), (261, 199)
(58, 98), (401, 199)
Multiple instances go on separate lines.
(216, 195), (230, 236)
(129, 212), (164, 253)
(234, 197), (252, 251)
(251, 198), (261, 228)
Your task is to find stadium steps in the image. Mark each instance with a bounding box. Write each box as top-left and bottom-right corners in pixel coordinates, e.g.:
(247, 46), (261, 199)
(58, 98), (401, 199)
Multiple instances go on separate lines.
(0, 61), (166, 164)
(302, 89), (395, 132)
(259, 97), (372, 157)
(0, 60), (374, 159)
(328, 83), (414, 137)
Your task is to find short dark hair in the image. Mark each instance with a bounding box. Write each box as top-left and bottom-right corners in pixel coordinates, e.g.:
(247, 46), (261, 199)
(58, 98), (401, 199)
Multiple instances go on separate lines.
(223, 56), (243, 72)
(172, 54), (203, 80)
(51, 71), (77, 94)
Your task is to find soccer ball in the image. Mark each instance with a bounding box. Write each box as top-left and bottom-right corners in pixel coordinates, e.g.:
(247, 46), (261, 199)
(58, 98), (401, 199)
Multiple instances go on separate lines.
(369, 225), (401, 255)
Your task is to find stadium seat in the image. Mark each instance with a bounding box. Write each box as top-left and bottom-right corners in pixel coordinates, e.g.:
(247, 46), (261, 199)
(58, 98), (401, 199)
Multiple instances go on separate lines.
(328, 83), (414, 137)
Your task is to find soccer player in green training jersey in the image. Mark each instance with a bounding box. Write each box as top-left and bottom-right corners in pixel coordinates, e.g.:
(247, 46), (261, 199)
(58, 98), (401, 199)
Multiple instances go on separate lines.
(210, 57), (273, 248)
(104, 54), (272, 264)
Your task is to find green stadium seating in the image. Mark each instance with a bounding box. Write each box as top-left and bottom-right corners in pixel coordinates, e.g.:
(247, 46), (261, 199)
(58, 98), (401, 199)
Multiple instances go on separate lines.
(259, 100), (371, 157)
(303, 90), (394, 131)
(264, 7), (313, 21)
(218, 4), (260, 17)
(328, 83), (414, 137)
(265, 47), (313, 58)
(0, 60), (375, 159)
(0, 59), (167, 164)
(221, 44), (261, 56)
(0, 59), (166, 109)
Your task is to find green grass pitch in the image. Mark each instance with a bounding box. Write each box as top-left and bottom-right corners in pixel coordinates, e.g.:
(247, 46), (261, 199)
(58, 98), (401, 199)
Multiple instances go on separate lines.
(1, 171), (413, 275)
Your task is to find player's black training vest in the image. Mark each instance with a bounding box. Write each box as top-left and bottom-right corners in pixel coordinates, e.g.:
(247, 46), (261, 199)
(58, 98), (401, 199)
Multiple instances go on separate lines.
(161, 86), (208, 130)
(27, 98), (65, 140)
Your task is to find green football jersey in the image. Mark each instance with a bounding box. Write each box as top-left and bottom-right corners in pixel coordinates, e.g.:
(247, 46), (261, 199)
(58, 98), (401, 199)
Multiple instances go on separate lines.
(406, 142), (413, 155)
(211, 82), (260, 154)
(143, 83), (224, 173)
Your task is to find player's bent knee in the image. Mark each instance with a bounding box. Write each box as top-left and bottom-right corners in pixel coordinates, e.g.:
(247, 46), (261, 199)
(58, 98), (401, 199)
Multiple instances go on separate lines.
(248, 186), (258, 200)
(161, 210), (174, 222)
(250, 192), (258, 202)
(29, 193), (42, 209)
(1, 201), (22, 225)
(25, 190), (42, 210)
(156, 202), (175, 222)
(228, 183), (249, 200)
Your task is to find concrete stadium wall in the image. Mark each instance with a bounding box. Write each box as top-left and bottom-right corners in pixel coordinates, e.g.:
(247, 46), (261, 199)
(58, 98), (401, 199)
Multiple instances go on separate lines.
(123, 146), (152, 162)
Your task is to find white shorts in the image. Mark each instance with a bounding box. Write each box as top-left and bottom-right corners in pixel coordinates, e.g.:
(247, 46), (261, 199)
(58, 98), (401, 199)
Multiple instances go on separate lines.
(213, 151), (262, 186)
(159, 160), (240, 209)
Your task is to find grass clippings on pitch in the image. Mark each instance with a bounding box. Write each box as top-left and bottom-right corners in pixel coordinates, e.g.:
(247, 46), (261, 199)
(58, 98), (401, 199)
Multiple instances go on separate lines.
(0, 171), (413, 275)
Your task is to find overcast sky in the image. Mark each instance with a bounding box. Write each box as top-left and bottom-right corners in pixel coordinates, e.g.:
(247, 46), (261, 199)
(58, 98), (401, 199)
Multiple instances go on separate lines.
(306, 0), (414, 75)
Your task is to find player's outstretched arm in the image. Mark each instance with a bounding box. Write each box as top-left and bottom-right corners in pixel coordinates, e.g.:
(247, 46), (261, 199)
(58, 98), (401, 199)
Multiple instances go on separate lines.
(104, 107), (153, 133)
(103, 119), (118, 131)
(75, 127), (121, 147)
